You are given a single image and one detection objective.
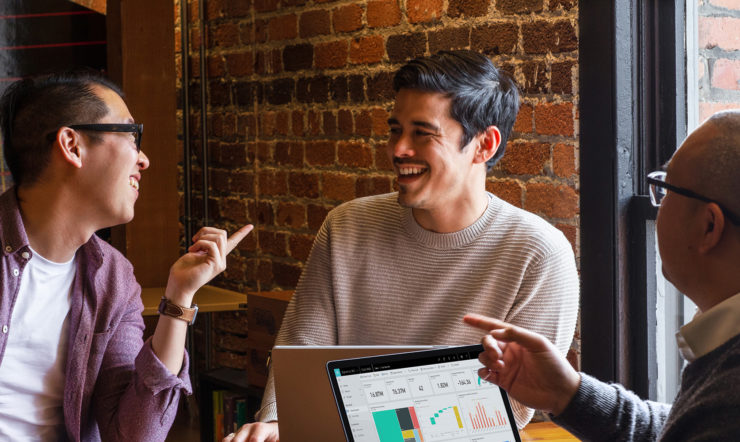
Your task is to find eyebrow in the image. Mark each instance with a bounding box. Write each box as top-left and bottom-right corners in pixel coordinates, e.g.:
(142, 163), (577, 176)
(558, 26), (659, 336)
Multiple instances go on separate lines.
(386, 118), (440, 133)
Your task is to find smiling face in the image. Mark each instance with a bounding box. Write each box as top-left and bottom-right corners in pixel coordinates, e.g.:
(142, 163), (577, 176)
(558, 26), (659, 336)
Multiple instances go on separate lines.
(386, 89), (486, 224)
(78, 85), (150, 227)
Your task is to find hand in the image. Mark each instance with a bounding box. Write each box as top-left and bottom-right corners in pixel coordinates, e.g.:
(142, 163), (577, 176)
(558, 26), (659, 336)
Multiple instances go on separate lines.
(224, 422), (279, 442)
(165, 225), (253, 305)
(463, 313), (581, 416)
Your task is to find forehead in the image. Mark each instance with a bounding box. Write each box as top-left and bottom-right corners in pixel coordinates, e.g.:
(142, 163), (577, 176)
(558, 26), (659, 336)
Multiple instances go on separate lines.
(391, 89), (453, 121)
(91, 84), (133, 122)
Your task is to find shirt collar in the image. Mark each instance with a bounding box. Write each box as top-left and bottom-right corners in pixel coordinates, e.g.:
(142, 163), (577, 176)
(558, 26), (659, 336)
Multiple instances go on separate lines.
(676, 291), (740, 362)
(0, 188), (30, 256)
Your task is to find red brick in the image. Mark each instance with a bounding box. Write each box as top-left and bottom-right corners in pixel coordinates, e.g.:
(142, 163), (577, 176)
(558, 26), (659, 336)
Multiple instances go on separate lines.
(338, 141), (373, 167)
(206, 0), (225, 20)
(698, 102), (740, 125)
(522, 20), (577, 54)
(214, 351), (247, 370)
(289, 234), (315, 261)
(277, 202), (306, 228)
(211, 22), (240, 48)
(269, 14), (297, 41)
(323, 172), (356, 201)
(275, 141), (304, 167)
(521, 61), (548, 94)
(308, 204), (331, 231)
(448, 0), (490, 17)
(534, 103), (574, 136)
(254, 19), (268, 44)
(551, 61), (575, 94)
(272, 262), (302, 288)
(211, 169), (231, 194)
(260, 111), (277, 137)
(259, 230), (288, 257)
(230, 171), (255, 194)
(355, 110), (372, 137)
(370, 108), (389, 136)
(428, 27), (470, 53)
(499, 142), (549, 175)
(486, 179), (523, 207)
(356, 175), (392, 197)
(256, 259), (273, 284)
(218, 142), (248, 165)
(315, 40), (349, 69)
(259, 170), (288, 195)
(407, 0), (444, 23)
(375, 144), (393, 171)
(471, 22), (518, 55)
(238, 114), (258, 139)
(524, 182), (578, 218)
(221, 198), (249, 224)
(240, 22), (255, 45)
(513, 103), (534, 133)
(276, 111), (290, 136)
(256, 141), (272, 164)
(552, 143), (576, 177)
(549, 0), (576, 11)
(225, 0), (251, 17)
(386, 32), (426, 63)
(308, 110), (322, 135)
(254, 0), (279, 12)
(497, 0), (543, 13)
(305, 140), (336, 166)
(208, 55), (226, 77)
(333, 4), (363, 33)
(556, 223), (577, 253)
(226, 52), (254, 77)
(711, 59), (740, 91)
(300, 9), (331, 38)
(292, 110), (305, 136)
(367, 0), (401, 28)
(699, 17), (740, 51)
(337, 109), (354, 134)
(349, 35), (385, 64)
(709, 0), (740, 9)
(323, 110), (337, 135)
(289, 172), (320, 198)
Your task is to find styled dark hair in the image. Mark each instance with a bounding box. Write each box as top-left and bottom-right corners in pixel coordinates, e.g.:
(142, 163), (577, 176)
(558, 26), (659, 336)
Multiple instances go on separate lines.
(0, 70), (122, 187)
(393, 50), (520, 170)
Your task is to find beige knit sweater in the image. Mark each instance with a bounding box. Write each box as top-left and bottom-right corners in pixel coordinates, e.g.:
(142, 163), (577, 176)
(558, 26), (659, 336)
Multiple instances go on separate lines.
(257, 192), (579, 429)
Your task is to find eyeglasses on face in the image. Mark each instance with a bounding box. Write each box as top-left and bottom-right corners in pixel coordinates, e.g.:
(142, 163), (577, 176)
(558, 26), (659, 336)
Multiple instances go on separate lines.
(647, 170), (740, 225)
(46, 123), (143, 152)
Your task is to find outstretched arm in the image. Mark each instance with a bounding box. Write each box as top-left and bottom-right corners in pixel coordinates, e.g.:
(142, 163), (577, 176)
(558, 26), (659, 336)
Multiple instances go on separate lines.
(152, 225), (253, 374)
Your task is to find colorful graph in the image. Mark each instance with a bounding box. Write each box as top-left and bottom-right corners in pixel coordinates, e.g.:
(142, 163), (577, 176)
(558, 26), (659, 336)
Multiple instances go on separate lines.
(468, 401), (508, 430)
(429, 406), (463, 428)
(372, 407), (425, 442)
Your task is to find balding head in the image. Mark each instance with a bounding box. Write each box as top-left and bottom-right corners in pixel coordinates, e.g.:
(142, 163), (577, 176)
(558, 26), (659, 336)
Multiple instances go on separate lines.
(672, 110), (740, 227)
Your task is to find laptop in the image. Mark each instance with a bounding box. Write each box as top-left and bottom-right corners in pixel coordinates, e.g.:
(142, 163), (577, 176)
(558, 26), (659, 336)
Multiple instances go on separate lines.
(272, 345), (432, 442)
(327, 344), (522, 442)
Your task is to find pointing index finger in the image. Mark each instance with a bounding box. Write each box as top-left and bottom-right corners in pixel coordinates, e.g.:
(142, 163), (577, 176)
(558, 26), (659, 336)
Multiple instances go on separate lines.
(226, 224), (254, 254)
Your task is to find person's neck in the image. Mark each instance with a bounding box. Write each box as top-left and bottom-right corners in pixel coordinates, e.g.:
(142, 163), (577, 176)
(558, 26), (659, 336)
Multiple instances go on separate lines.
(17, 184), (96, 262)
(412, 190), (490, 233)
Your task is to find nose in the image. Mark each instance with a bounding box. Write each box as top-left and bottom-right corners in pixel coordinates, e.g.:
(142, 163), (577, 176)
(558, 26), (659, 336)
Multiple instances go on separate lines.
(138, 150), (150, 170)
(389, 132), (415, 158)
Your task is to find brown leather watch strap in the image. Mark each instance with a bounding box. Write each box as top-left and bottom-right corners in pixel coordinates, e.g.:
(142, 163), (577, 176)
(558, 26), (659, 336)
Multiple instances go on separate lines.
(157, 297), (198, 325)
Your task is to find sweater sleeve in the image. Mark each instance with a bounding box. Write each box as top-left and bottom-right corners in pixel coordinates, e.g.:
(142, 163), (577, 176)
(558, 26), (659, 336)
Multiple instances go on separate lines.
(504, 240), (580, 428)
(256, 219), (337, 422)
(92, 281), (192, 441)
(552, 374), (670, 441)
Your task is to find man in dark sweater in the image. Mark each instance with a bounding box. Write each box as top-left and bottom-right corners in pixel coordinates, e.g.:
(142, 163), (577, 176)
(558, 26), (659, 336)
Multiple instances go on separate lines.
(465, 110), (740, 440)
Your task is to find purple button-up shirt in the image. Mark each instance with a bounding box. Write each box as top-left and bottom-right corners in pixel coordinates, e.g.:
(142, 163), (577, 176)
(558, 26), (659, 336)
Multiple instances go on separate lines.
(0, 189), (191, 441)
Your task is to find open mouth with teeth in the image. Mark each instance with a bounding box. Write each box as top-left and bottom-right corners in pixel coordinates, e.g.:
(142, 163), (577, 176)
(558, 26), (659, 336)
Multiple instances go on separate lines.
(129, 176), (140, 191)
(397, 166), (429, 178)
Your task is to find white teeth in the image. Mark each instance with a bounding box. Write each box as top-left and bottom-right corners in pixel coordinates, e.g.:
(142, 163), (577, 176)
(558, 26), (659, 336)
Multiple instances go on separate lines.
(129, 177), (139, 191)
(399, 167), (426, 176)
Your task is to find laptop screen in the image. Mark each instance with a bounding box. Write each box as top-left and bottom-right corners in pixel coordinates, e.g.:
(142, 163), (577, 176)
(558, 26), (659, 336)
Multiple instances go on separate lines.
(327, 344), (521, 442)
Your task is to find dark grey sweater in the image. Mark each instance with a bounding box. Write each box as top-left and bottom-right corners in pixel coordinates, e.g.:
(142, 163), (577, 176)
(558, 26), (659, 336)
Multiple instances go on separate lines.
(552, 332), (740, 441)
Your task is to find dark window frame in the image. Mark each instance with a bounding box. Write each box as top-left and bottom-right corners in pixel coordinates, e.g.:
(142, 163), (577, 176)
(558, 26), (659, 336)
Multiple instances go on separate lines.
(579, 0), (687, 398)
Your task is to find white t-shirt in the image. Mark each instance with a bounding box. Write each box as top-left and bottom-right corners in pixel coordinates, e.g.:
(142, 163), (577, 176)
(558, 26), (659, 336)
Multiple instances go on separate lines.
(0, 247), (75, 441)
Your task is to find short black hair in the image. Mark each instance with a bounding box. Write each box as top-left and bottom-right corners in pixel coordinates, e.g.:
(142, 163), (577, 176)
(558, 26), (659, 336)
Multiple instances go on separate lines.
(0, 70), (123, 187)
(393, 50), (520, 171)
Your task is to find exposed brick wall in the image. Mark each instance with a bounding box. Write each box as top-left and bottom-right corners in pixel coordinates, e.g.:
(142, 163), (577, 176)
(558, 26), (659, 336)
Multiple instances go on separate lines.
(176, 0), (580, 372)
(67, 0), (105, 14)
(697, 0), (740, 121)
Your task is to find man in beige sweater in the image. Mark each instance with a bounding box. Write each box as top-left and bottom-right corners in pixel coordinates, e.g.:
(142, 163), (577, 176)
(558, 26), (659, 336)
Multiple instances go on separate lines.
(228, 50), (579, 442)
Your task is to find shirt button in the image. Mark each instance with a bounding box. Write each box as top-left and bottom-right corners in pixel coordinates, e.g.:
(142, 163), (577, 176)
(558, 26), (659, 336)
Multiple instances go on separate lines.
(12, 269), (19, 277)
(21, 252), (30, 260)
(2, 326), (7, 334)
(4, 246), (11, 253)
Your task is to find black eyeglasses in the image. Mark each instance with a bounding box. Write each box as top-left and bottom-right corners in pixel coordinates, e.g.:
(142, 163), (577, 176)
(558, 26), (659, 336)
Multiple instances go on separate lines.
(647, 171), (740, 225)
(46, 123), (143, 152)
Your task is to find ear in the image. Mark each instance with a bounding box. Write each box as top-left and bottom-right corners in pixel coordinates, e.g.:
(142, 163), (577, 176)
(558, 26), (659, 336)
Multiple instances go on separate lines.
(54, 127), (84, 169)
(697, 203), (725, 254)
(473, 125), (502, 165)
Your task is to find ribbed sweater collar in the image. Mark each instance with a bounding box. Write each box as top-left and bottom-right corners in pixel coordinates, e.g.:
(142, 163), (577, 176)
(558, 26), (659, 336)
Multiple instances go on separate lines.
(401, 192), (500, 250)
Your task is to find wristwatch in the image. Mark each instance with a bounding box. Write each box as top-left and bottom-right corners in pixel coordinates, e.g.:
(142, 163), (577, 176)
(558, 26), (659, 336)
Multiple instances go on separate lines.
(157, 297), (199, 325)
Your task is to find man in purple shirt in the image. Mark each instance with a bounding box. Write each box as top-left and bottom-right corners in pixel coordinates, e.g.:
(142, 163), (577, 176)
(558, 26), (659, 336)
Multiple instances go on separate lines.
(0, 71), (251, 441)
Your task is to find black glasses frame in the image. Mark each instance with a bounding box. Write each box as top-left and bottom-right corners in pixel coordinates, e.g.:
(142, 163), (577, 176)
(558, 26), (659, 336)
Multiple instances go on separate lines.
(68, 123), (143, 152)
(647, 171), (740, 225)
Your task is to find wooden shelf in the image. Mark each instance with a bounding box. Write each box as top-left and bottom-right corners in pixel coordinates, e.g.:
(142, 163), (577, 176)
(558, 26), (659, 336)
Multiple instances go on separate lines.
(141, 285), (247, 316)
